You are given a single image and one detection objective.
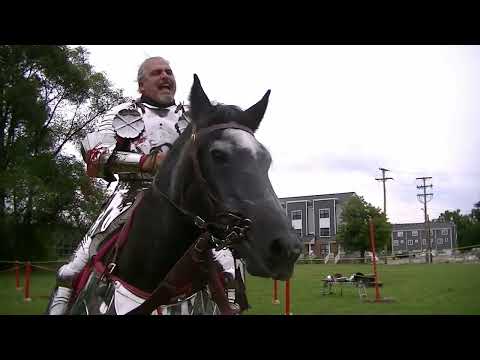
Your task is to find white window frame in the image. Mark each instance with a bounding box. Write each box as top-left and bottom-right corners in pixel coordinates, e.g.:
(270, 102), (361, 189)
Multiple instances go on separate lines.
(393, 240), (399, 246)
(318, 208), (330, 237)
(319, 208), (330, 219)
(319, 227), (330, 237)
(291, 210), (302, 221)
(412, 230), (418, 237)
(397, 231), (404, 237)
(407, 240), (413, 246)
(441, 229), (448, 236)
(400, 240), (404, 244)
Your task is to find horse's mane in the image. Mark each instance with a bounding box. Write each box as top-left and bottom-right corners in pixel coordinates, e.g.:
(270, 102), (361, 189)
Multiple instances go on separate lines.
(206, 103), (244, 125)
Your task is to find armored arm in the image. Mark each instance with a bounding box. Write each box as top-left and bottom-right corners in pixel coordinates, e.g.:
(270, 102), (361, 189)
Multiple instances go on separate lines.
(80, 102), (159, 180)
(81, 136), (157, 180)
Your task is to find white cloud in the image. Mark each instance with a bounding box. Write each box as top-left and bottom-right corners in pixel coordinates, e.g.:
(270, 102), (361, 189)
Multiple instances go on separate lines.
(80, 45), (480, 223)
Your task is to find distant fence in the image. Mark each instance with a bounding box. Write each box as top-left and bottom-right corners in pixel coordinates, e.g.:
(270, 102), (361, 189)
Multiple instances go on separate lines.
(0, 259), (65, 302)
(297, 243), (480, 265)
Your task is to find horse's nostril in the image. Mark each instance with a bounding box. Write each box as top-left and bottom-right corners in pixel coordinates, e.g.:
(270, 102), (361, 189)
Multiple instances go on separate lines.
(292, 242), (301, 254)
(269, 238), (284, 258)
(269, 237), (300, 261)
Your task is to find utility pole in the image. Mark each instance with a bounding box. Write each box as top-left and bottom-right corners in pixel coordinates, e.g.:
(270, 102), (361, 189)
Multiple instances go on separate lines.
(376, 168), (393, 264)
(416, 177), (433, 264)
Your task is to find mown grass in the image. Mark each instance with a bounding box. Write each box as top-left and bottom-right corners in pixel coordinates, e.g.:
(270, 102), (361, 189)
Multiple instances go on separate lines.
(243, 263), (480, 315)
(1, 263), (479, 315)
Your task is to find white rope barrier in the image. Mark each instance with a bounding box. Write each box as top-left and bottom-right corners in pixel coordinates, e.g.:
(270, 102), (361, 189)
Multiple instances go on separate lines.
(0, 260), (66, 264)
(30, 264), (58, 272)
(297, 242), (480, 264)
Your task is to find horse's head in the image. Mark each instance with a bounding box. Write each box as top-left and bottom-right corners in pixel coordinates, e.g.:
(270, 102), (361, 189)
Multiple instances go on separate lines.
(167, 74), (301, 280)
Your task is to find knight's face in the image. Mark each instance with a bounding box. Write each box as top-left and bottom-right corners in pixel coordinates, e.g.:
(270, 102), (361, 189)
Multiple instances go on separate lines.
(139, 58), (176, 106)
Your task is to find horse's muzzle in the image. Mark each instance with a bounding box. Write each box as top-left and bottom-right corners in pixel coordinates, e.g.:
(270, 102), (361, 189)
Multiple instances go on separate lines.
(265, 235), (302, 279)
(239, 232), (301, 280)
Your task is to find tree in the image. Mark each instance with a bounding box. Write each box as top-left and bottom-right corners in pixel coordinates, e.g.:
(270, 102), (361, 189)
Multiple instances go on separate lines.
(437, 201), (480, 250)
(471, 201), (480, 223)
(0, 45), (124, 261)
(462, 222), (480, 249)
(337, 195), (392, 262)
(437, 209), (473, 249)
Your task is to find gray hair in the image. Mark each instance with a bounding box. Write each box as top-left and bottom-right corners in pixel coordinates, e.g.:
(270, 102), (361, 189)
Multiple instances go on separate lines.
(137, 56), (170, 83)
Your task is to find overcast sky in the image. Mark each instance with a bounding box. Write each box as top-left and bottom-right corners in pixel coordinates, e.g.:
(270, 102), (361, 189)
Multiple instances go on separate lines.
(79, 45), (480, 224)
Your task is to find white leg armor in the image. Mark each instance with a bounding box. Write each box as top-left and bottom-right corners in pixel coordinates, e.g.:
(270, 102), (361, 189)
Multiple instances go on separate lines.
(211, 248), (236, 280)
(57, 234), (93, 288)
(46, 181), (140, 315)
(47, 287), (73, 315)
(46, 234), (93, 315)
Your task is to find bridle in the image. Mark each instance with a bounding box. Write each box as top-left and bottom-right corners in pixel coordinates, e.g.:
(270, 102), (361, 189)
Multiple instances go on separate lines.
(125, 121), (256, 315)
(155, 121), (255, 252)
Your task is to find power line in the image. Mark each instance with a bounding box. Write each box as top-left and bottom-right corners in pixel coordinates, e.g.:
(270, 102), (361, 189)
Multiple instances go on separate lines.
(382, 168), (480, 178)
(376, 168), (394, 264)
(416, 176), (433, 264)
(376, 168), (394, 215)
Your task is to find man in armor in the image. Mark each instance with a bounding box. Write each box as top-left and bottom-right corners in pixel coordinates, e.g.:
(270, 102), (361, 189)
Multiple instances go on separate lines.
(46, 57), (239, 315)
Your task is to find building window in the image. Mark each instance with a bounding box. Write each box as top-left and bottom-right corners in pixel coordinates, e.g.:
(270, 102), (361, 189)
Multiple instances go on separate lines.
(320, 228), (330, 237)
(291, 210), (303, 234)
(441, 229), (448, 235)
(397, 231), (403, 237)
(437, 238), (443, 245)
(319, 209), (330, 218)
(292, 210), (302, 220)
(407, 240), (413, 245)
(318, 209), (330, 235)
(400, 240), (404, 244)
(412, 231), (418, 236)
(415, 239), (418, 243)
(393, 240), (399, 246)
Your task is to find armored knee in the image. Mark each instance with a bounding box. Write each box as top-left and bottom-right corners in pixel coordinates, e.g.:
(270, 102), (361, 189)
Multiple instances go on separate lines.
(56, 235), (92, 288)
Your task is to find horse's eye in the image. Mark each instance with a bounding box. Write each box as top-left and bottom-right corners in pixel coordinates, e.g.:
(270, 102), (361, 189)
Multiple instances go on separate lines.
(210, 149), (229, 163)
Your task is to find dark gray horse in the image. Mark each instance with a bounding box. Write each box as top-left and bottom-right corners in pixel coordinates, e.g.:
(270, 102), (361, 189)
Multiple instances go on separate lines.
(67, 75), (302, 315)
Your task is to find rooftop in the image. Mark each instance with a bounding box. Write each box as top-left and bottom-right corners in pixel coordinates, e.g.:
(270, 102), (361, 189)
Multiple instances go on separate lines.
(392, 221), (455, 230)
(279, 192), (356, 203)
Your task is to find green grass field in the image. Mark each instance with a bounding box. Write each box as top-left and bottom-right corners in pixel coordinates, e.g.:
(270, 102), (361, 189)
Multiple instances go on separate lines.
(1, 263), (479, 315)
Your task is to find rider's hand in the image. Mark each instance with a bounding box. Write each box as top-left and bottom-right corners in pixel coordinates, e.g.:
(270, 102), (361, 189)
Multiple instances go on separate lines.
(140, 152), (167, 174)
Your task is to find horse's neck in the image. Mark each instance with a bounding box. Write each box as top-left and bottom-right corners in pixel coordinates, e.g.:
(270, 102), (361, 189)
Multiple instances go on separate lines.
(117, 188), (197, 293)
(116, 127), (211, 293)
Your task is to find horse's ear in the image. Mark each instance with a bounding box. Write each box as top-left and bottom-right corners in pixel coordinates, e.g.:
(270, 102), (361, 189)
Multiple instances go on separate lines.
(189, 74), (212, 123)
(243, 89), (271, 132)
